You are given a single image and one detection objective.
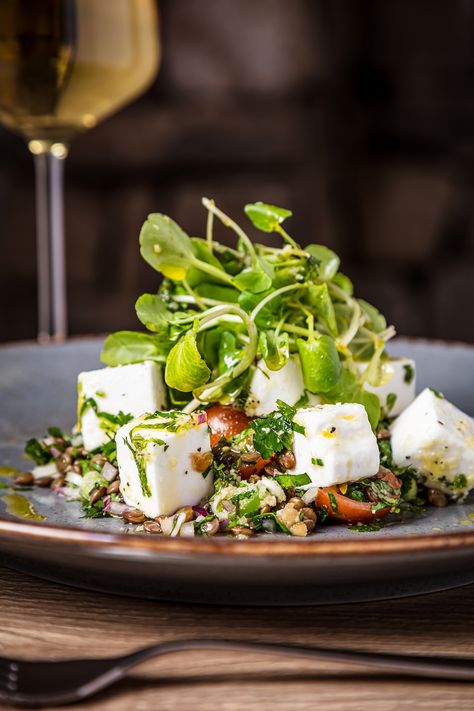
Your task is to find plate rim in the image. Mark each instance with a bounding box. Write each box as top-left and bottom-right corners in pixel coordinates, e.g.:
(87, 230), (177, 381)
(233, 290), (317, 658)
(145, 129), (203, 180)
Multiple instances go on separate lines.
(1, 516), (474, 558)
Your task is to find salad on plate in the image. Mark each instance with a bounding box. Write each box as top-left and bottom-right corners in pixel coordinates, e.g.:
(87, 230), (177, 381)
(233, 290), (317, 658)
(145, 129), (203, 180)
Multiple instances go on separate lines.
(19, 199), (474, 538)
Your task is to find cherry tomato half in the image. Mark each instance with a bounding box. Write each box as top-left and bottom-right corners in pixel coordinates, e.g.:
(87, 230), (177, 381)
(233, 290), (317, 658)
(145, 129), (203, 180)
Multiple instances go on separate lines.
(206, 404), (270, 479)
(316, 486), (390, 524)
(206, 404), (252, 448)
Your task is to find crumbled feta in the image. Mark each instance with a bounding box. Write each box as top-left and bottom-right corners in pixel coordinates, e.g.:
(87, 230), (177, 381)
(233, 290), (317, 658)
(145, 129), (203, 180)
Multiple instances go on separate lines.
(357, 357), (416, 416)
(390, 387), (474, 497)
(289, 403), (380, 486)
(78, 362), (167, 451)
(116, 410), (212, 518)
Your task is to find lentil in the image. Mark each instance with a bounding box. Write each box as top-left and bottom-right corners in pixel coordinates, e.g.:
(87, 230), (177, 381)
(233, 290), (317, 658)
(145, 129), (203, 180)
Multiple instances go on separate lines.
(427, 488), (448, 507)
(144, 520), (161, 534)
(56, 452), (72, 474)
(201, 518), (219, 536)
(35, 476), (53, 488)
(230, 526), (254, 538)
(123, 509), (146, 524)
(176, 506), (193, 522)
(89, 486), (107, 505)
(107, 480), (120, 495)
(13, 472), (34, 486)
(277, 450), (296, 469)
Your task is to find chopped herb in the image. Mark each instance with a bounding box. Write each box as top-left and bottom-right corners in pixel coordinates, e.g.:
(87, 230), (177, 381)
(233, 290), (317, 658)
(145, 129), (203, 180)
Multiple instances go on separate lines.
(429, 387), (444, 399)
(349, 521), (385, 533)
(274, 473), (312, 488)
(250, 400), (304, 459)
(403, 364), (415, 384)
(386, 393), (397, 412)
(252, 511), (291, 535)
(311, 457), (324, 467)
(453, 473), (468, 489)
(25, 438), (52, 465)
(81, 499), (106, 519)
(327, 491), (339, 513)
(47, 426), (64, 438)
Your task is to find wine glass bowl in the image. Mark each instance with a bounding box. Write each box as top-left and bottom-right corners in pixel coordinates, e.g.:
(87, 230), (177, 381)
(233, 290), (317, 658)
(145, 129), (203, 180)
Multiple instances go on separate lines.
(0, 0), (160, 340)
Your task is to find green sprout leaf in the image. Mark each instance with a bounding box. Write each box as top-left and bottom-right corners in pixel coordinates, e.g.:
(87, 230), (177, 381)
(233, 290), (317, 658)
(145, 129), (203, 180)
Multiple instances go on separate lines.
(358, 299), (387, 333)
(101, 331), (169, 366)
(234, 266), (272, 294)
(306, 244), (340, 281)
(244, 202), (293, 233)
(297, 334), (342, 393)
(140, 213), (195, 281)
(187, 238), (227, 287)
(165, 330), (211, 392)
(308, 283), (338, 336)
(135, 294), (176, 333)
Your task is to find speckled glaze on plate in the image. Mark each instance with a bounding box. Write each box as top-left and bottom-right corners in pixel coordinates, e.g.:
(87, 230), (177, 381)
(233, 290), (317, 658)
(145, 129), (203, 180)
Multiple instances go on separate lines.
(0, 337), (474, 605)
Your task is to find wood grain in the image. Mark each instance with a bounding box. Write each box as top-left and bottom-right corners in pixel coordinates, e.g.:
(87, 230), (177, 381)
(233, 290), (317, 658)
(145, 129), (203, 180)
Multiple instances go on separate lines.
(0, 566), (473, 710)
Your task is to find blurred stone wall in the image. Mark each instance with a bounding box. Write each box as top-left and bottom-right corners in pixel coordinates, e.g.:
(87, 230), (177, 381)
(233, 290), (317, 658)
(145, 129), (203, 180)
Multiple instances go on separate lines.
(0, 0), (472, 342)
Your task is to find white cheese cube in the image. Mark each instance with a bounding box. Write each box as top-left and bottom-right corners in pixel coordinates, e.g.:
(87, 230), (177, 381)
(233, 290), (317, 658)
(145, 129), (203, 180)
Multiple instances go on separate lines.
(78, 362), (167, 451)
(116, 410), (212, 518)
(356, 357), (416, 416)
(290, 403), (380, 487)
(390, 387), (474, 496)
(245, 356), (308, 416)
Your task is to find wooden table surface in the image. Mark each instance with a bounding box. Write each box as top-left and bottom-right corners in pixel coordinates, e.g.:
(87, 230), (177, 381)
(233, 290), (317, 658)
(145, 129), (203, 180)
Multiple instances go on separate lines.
(0, 566), (473, 710)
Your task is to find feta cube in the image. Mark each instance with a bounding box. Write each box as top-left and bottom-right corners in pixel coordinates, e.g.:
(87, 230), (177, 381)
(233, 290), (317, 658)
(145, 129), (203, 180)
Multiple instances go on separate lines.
(390, 388), (474, 496)
(356, 357), (416, 416)
(245, 356), (309, 416)
(116, 410), (212, 518)
(290, 403), (380, 487)
(78, 362), (167, 451)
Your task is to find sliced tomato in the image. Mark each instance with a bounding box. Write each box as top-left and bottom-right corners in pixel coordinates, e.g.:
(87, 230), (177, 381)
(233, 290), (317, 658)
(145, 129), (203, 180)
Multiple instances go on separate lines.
(206, 404), (252, 448)
(316, 486), (390, 524)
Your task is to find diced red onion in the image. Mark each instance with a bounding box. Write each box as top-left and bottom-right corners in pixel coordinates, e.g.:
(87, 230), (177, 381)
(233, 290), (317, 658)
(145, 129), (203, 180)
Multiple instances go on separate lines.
(42, 437), (55, 447)
(197, 412), (207, 424)
(219, 519), (229, 531)
(104, 499), (134, 517)
(49, 447), (61, 458)
(101, 461), (118, 482)
(192, 505), (208, 517)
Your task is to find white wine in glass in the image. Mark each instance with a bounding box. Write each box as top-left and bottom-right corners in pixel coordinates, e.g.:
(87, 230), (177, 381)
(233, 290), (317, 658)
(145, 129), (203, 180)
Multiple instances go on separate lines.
(0, 0), (160, 341)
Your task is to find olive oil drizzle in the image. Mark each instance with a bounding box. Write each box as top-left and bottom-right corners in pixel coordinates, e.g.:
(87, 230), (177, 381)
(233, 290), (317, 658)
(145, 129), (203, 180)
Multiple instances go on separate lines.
(0, 494), (45, 521)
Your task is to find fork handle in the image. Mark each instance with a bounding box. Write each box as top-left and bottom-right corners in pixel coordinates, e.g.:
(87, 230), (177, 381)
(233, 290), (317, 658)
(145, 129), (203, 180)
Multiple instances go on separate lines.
(118, 639), (474, 682)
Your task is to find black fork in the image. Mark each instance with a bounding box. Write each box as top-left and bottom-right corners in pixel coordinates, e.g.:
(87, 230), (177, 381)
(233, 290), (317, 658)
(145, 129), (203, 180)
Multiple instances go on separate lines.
(1, 639), (474, 707)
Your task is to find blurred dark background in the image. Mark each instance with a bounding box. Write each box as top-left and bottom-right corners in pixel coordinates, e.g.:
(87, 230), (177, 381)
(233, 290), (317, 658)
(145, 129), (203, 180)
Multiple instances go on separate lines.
(1, 0), (473, 343)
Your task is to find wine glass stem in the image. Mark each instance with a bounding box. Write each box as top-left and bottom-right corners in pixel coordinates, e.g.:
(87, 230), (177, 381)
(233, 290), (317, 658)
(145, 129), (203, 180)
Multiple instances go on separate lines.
(31, 142), (68, 343)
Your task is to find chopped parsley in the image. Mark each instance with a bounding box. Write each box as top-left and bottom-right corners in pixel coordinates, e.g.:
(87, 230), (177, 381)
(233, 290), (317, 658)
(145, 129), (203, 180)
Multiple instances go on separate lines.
(386, 393), (397, 412)
(250, 400), (304, 459)
(311, 457), (324, 467)
(274, 473), (312, 488)
(403, 364), (415, 384)
(429, 387), (444, 399)
(327, 491), (339, 513)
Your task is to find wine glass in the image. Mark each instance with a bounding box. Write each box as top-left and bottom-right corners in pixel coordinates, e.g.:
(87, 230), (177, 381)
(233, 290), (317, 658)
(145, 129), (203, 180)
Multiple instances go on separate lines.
(0, 0), (160, 342)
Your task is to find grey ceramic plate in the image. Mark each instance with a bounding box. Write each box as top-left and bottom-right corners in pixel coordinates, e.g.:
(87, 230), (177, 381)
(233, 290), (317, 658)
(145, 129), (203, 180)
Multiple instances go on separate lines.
(1, 337), (474, 605)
